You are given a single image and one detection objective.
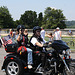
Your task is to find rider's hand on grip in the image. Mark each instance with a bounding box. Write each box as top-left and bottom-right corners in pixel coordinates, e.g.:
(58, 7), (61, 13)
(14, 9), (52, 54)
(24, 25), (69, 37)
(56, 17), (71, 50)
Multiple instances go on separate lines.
(43, 44), (48, 48)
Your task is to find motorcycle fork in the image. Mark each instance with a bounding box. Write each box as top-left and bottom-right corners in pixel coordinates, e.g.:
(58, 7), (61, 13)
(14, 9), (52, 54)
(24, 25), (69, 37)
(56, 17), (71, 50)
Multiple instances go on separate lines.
(35, 63), (42, 72)
(61, 55), (70, 72)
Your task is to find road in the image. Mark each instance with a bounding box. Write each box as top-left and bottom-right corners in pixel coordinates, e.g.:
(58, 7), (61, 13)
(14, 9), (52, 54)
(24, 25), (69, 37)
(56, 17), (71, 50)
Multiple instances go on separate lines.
(0, 47), (75, 75)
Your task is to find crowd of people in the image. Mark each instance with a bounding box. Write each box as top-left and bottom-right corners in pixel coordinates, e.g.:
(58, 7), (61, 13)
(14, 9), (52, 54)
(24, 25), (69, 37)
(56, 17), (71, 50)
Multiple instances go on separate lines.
(41, 27), (62, 42)
(8, 26), (62, 44)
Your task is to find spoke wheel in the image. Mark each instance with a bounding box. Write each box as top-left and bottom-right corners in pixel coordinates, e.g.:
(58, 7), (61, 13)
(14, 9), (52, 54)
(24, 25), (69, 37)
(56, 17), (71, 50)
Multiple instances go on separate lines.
(5, 60), (24, 75)
(62, 61), (75, 75)
(7, 61), (19, 75)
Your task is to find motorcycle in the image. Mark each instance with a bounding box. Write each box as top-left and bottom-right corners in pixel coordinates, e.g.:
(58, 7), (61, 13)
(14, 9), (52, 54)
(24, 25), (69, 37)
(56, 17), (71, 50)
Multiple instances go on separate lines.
(1, 40), (75, 75)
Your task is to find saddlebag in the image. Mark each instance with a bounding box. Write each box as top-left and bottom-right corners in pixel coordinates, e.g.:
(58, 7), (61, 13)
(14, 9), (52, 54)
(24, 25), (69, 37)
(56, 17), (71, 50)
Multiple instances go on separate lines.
(5, 43), (18, 53)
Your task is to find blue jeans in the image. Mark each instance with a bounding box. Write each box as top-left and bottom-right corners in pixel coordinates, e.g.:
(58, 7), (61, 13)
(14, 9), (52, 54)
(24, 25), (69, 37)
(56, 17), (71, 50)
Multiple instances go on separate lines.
(26, 48), (33, 65)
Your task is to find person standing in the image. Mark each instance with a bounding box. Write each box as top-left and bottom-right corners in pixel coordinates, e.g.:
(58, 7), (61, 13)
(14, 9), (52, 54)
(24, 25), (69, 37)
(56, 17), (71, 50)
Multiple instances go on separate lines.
(40, 27), (46, 43)
(24, 29), (29, 44)
(46, 33), (53, 41)
(9, 29), (13, 38)
(9, 29), (16, 43)
(68, 30), (72, 35)
(53, 27), (62, 40)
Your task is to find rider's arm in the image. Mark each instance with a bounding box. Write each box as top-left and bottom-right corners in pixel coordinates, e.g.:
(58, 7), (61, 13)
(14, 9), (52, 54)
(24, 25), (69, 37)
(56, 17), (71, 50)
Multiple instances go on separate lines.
(17, 30), (22, 41)
(52, 34), (55, 38)
(60, 31), (62, 37)
(31, 37), (43, 47)
(17, 35), (21, 41)
(46, 34), (52, 38)
(35, 42), (43, 47)
(11, 32), (13, 37)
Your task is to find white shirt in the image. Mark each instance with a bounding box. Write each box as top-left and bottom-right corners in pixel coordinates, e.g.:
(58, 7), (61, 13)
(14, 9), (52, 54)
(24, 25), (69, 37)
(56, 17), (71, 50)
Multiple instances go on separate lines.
(40, 30), (45, 40)
(49, 38), (53, 41)
(30, 37), (38, 46)
(55, 31), (61, 40)
(13, 31), (16, 38)
(31, 37), (44, 46)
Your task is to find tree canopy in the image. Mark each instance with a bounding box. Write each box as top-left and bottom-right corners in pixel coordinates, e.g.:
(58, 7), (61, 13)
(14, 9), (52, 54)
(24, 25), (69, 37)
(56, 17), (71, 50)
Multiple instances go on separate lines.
(19, 10), (38, 28)
(42, 7), (66, 29)
(65, 21), (75, 28)
(0, 6), (14, 28)
(0, 6), (67, 29)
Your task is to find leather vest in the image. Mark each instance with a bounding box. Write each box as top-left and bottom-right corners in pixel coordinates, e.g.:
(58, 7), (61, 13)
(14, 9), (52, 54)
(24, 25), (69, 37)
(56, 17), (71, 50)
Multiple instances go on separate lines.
(29, 35), (43, 51)
(17, 34), (28, 47)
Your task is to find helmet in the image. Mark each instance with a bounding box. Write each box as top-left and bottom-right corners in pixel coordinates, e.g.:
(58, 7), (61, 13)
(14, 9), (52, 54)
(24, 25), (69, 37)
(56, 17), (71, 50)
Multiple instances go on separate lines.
(17, 25), (25, 32)
(33, 26), (41, 33)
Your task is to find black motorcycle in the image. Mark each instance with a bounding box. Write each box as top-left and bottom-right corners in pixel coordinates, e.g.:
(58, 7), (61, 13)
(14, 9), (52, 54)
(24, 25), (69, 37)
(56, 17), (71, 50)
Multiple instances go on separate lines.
(1, 40), (75, 75)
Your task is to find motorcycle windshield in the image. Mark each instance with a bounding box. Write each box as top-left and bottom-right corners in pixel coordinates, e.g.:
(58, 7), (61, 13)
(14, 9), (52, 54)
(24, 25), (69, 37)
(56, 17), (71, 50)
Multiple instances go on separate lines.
(51, 40), (70, 53)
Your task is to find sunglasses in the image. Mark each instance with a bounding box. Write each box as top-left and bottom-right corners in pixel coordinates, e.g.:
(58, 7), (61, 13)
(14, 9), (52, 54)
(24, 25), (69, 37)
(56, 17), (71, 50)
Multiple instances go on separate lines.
(36, 30), (40, 32)
(19, 29), (24, 31)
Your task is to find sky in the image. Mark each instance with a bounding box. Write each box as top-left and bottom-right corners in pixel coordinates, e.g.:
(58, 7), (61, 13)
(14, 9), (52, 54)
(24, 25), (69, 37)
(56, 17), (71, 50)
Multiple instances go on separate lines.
(0, 0), (75, 21)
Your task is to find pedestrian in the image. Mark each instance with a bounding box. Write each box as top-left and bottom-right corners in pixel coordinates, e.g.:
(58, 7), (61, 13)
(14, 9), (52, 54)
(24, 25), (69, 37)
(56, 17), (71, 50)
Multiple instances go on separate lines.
(46, 32), (53, 41)
(40, 27), (46, 43)
(53, 27), (62, 40)
(24, 29), (29, 44)
(9, 29), (13, 38)
(68, 30), (72, 35)
(24, 29), (28, 35)
(9, 29), (16, 43)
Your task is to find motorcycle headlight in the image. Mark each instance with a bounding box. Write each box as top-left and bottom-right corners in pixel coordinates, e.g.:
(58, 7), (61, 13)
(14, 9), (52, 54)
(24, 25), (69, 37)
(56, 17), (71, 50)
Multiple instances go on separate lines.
(62, 50), (66, 54)
(66, 49), (71, 54)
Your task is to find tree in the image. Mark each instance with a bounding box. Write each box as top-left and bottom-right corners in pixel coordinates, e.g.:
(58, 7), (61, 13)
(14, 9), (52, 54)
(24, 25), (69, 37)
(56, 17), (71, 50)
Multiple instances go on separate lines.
(0, 6), (14, 28)
(14, 20), (21, 28)
(38, 12), (43, 27)
(65, 20), (75, 28)
(20, 10), (38, 28)
(42, 7), (66, 29)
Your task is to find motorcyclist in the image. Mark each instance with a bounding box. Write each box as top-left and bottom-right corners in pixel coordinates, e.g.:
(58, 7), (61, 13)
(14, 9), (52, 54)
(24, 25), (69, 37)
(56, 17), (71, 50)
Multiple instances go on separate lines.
(16, 25), (33, 69)
(30, 26), (46, 71)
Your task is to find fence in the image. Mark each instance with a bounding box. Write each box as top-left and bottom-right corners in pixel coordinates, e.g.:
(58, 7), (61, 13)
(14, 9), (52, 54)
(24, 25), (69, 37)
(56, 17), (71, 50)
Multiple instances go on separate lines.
(1, 28), (75, 36)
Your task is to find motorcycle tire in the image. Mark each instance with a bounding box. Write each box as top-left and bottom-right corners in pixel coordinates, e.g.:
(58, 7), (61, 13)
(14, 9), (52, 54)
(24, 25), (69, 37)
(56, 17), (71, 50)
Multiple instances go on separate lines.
(62, 60), (75, 75)
(5, 59), (24, 75)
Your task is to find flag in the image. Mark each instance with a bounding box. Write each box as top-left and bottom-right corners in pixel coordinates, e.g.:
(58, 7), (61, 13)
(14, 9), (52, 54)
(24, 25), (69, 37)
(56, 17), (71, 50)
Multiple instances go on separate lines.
(2, 35), (13, 47)
(5, 39), (12, 45)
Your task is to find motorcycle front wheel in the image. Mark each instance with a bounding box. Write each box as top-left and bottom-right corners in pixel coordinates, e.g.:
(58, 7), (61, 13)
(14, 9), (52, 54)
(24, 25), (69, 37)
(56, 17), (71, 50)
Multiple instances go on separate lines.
(5, 59), (24, 75)
(62, 59), (75, 75)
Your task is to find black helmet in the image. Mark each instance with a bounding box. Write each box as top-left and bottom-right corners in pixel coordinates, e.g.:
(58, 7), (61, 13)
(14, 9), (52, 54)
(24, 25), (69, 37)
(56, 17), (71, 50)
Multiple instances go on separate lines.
(33, 26), (41, 33)
(17, 25), (25, 32)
